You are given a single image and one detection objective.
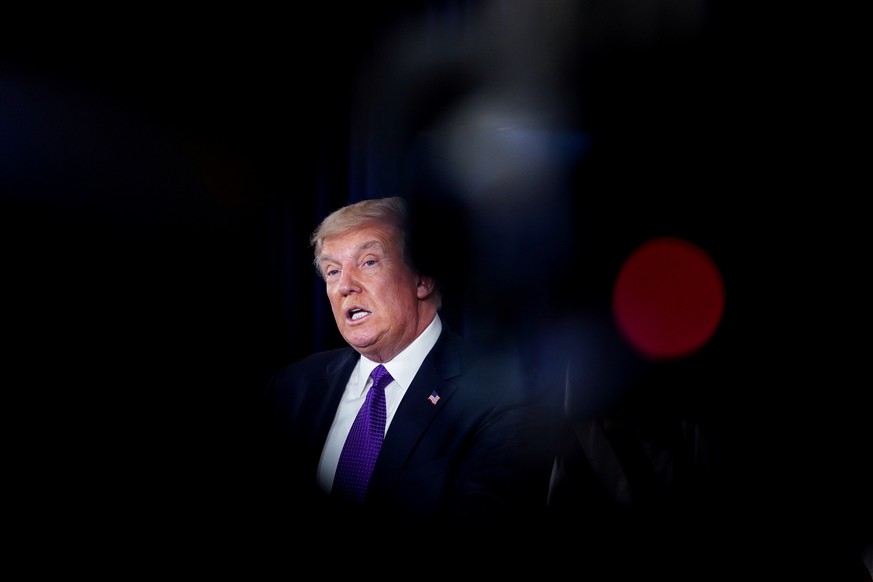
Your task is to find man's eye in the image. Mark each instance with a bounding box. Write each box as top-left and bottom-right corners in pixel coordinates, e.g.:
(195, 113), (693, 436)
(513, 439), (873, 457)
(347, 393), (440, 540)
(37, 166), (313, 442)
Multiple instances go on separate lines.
(326, 268), (339, 277)
(363, 259), (377, 267)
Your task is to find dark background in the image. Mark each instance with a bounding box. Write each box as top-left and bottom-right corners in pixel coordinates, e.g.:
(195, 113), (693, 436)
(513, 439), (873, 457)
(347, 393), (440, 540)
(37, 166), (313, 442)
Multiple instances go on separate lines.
(3, 0), (869, 575)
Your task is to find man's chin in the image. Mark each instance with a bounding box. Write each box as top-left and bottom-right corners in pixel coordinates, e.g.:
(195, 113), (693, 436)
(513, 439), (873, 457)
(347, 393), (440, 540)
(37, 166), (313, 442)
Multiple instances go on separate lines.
(343, 331), (377, 351)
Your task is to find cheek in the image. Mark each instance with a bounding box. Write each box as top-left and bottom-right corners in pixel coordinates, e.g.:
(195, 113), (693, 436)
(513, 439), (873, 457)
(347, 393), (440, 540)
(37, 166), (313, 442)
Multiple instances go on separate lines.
(325, 281), (344, 298)
(385, 281), (417, 304)
(327, 290), (344, 309)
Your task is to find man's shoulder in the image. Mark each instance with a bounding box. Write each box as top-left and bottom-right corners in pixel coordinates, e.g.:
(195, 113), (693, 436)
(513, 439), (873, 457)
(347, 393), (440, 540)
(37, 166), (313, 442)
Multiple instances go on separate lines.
(435, 325), (516, 369)
(431, 327), (530, 402)
(271, 346), (356, 385)
(294, 346), (355, 368)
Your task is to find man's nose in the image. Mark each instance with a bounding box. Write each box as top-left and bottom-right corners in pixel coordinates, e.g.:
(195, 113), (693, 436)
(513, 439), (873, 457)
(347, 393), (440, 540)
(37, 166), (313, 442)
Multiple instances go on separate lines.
(338, 268), (360, 295)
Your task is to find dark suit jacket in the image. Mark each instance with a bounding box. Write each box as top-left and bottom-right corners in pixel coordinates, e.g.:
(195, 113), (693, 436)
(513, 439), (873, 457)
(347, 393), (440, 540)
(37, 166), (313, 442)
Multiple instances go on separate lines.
(256, 325), (556, 538)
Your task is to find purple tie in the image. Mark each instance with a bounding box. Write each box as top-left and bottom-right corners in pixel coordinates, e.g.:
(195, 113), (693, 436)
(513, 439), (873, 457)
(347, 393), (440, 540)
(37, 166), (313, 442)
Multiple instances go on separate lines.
(332, 364), (393, 504)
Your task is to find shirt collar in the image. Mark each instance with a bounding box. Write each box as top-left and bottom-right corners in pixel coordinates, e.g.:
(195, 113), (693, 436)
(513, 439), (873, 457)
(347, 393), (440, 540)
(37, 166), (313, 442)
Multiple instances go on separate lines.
(355, 313), (442, 396)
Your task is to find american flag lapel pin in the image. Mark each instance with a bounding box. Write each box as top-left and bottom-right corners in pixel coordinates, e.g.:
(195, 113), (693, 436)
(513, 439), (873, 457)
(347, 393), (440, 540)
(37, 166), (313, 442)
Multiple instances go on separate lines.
(428, 390), (440, 405)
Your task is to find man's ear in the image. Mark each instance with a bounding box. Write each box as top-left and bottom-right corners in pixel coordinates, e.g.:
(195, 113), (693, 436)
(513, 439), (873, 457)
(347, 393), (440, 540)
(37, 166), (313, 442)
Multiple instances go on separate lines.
(416, 275), (436, 299)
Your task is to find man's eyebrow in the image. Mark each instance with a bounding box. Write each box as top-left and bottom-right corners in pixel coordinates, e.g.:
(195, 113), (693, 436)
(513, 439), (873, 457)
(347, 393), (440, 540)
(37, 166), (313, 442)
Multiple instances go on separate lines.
(320, 239), (385, 265)
(357, 240), (385, 253)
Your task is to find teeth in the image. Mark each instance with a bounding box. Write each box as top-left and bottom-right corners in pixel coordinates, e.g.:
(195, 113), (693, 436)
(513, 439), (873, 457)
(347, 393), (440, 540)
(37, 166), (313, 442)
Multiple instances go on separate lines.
(351, 311), (368, 320)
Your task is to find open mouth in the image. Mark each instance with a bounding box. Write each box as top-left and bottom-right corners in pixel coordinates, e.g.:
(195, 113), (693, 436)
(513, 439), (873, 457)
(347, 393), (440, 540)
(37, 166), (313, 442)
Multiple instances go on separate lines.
(347, 308), (371, 322)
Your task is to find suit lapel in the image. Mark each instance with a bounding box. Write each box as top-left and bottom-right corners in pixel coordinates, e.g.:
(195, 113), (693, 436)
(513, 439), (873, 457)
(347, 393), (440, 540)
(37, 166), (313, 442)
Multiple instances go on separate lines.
(310, 350), (359, 449)
(369, 330), (463, 489)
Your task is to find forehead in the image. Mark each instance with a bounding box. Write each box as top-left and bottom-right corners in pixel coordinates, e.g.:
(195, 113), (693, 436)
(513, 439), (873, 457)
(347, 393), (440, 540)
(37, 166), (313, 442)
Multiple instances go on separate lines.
(320, 224), (396, 259)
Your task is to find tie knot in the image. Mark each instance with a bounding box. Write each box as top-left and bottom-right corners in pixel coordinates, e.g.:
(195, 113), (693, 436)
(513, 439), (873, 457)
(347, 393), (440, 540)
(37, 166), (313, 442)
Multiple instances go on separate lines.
(370, 364), (393, 391)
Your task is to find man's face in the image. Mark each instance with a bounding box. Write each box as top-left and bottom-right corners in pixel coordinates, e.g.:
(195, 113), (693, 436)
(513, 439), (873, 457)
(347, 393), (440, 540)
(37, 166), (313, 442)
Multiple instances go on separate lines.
(318, 223), (430, 362)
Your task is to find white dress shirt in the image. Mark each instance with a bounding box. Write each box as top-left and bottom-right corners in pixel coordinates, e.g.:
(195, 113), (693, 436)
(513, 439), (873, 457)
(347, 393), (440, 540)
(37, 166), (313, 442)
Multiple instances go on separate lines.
(316, 314), (442, 494)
